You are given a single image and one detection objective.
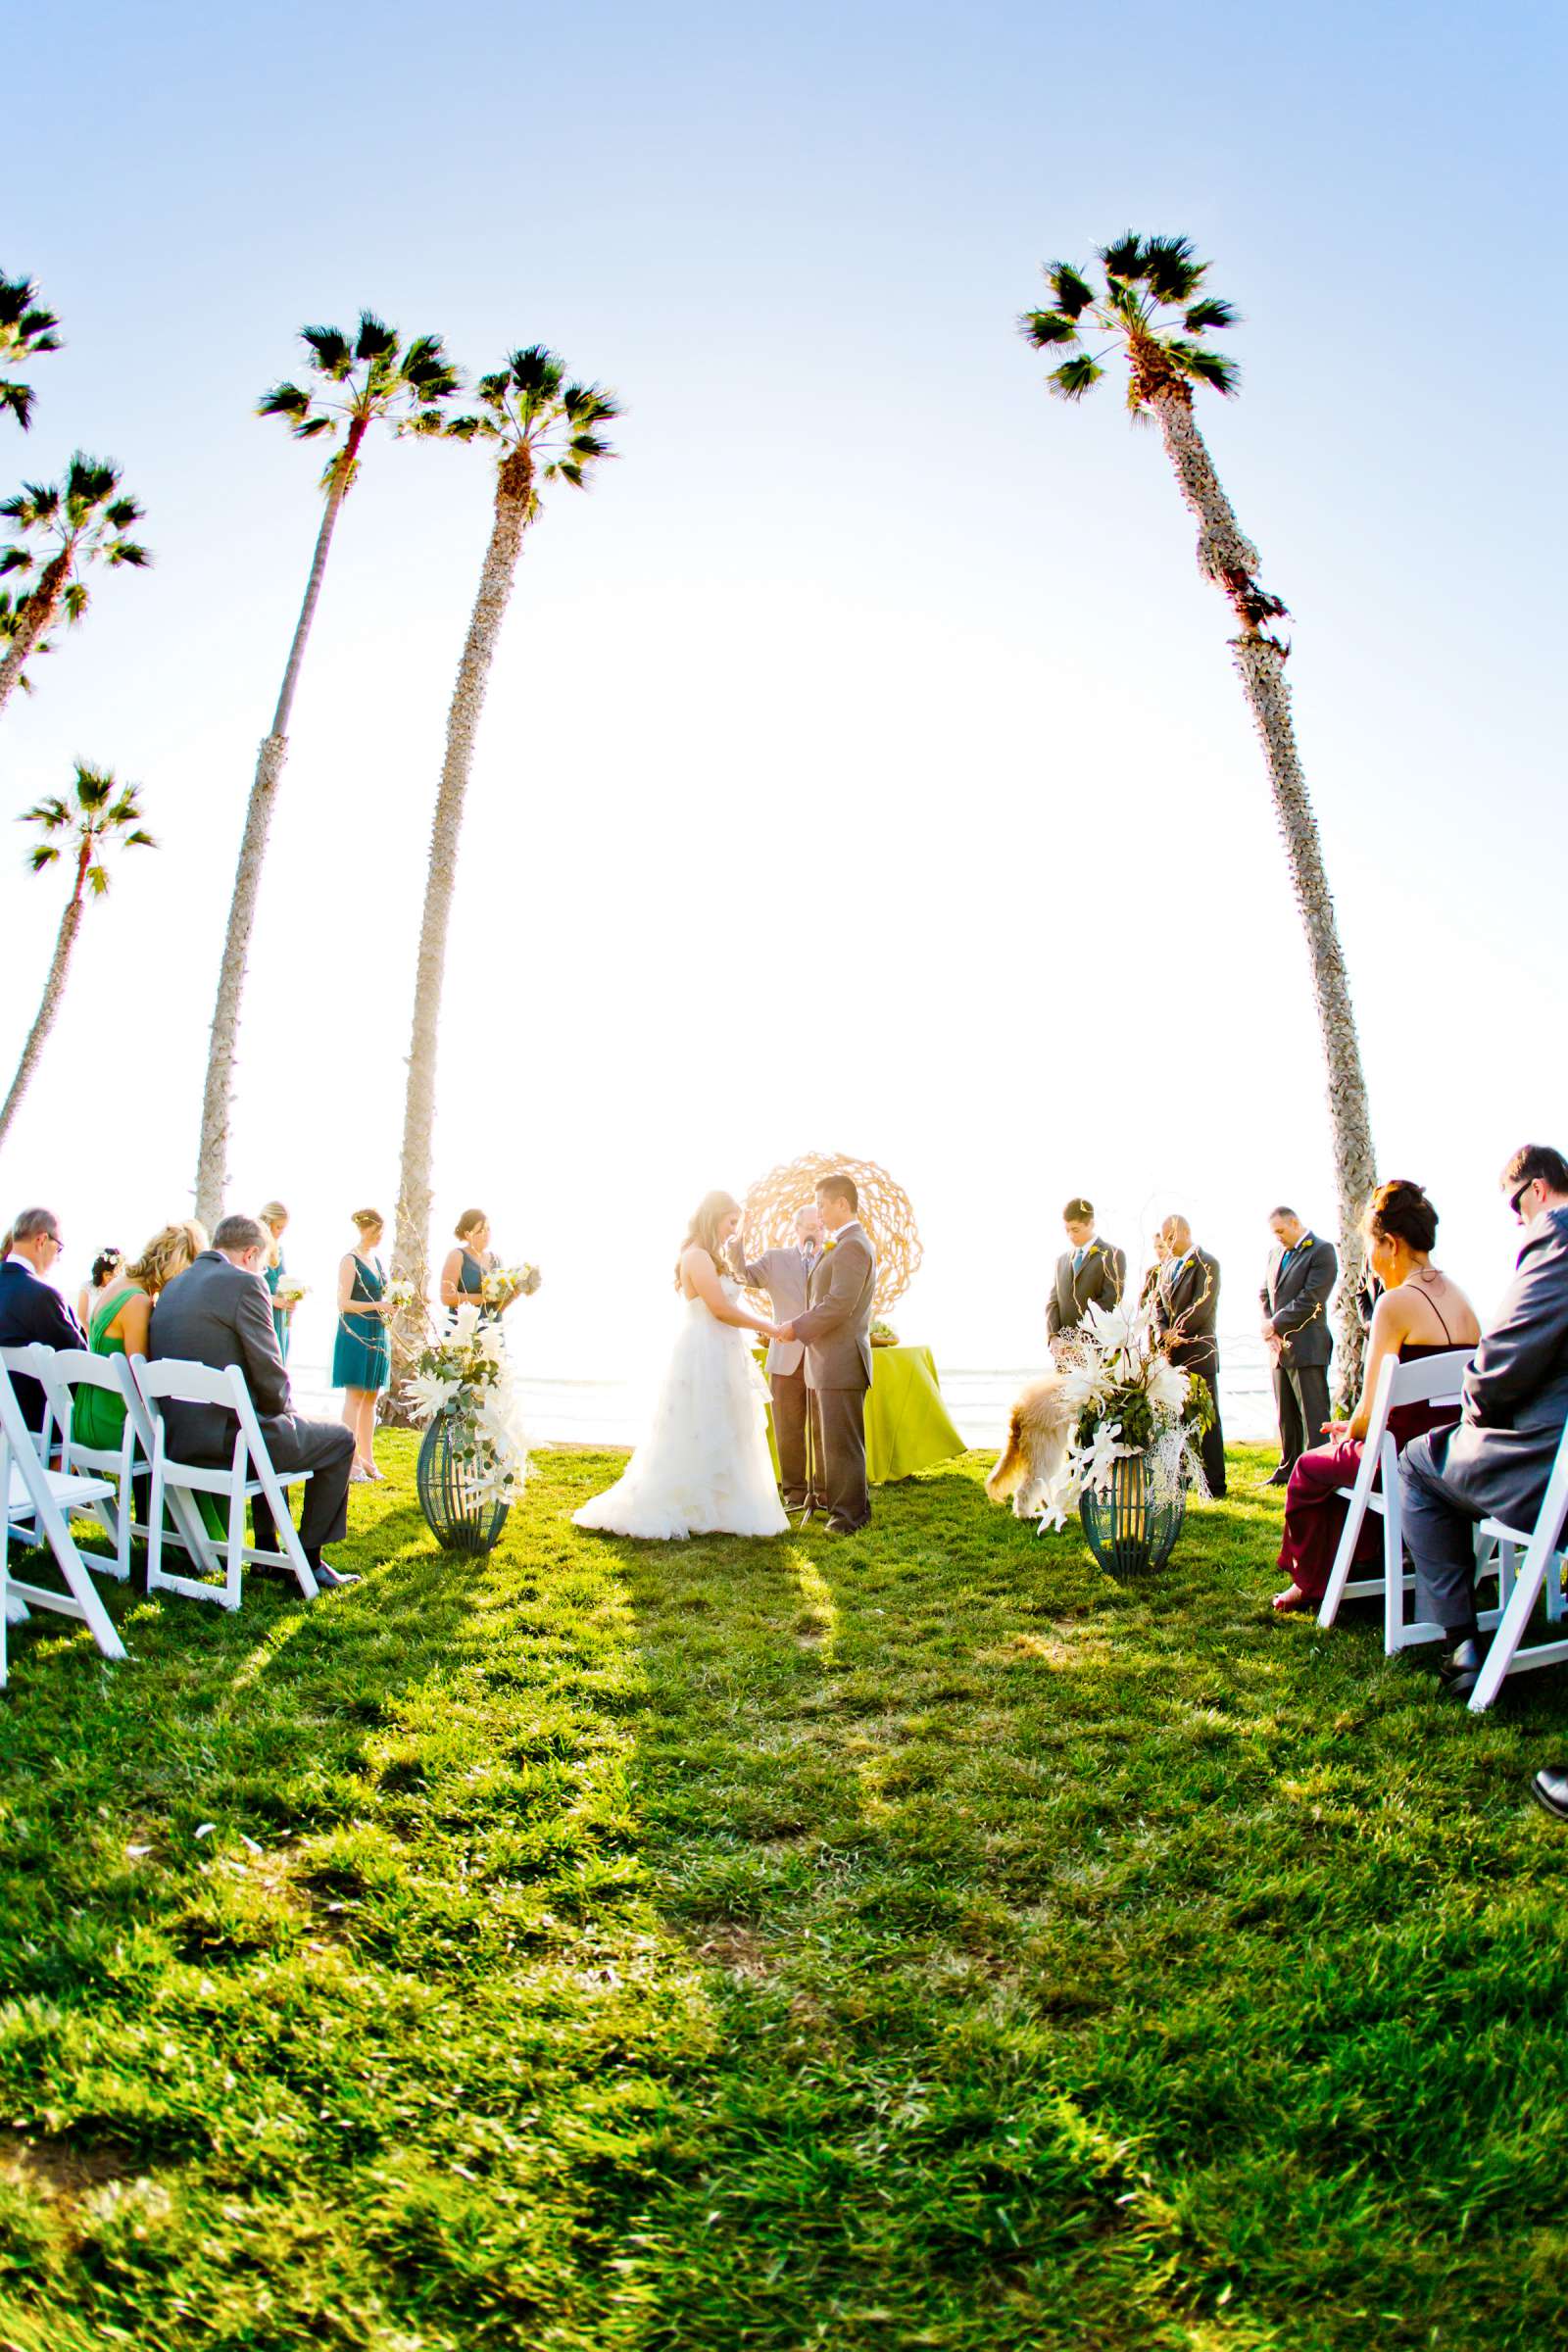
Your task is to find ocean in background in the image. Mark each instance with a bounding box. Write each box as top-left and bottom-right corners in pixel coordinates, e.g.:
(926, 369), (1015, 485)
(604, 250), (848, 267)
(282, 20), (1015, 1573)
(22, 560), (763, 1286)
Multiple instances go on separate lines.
(293, 1331), (1281, 1452)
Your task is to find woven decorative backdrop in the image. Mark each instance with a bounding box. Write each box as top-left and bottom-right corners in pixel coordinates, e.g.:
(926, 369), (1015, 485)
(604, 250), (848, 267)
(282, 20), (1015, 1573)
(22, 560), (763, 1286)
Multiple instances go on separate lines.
(738, 1152), (921, 1320)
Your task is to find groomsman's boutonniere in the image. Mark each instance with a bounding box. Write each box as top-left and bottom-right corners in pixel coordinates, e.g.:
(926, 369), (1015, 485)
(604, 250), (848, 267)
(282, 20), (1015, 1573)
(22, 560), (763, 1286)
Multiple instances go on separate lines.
(824, 1237), (838, 1253)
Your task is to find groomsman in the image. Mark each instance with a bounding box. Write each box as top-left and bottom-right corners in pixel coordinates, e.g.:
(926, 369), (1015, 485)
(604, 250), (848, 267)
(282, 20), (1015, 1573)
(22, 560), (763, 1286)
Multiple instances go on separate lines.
(1152, 1214), (1226, 1498)
(1047, 1198), (1126, 1348)
(730, 1203), (824, 1511)
(1259, 1205), (1338, 1484)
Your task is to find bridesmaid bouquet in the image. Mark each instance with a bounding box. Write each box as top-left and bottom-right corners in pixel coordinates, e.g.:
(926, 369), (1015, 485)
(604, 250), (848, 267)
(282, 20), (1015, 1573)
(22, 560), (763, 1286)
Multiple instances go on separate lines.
(384, 1277), (421, 1314)
(405, 1305), (530, 1504)
(274, 1278), (308, 1308)
(481, 1262), (542, 1309)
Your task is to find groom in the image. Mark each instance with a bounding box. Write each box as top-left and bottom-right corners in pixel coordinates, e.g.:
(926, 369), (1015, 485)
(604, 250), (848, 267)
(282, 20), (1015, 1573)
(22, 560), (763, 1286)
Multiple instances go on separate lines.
(776, 1173), (877, 1534)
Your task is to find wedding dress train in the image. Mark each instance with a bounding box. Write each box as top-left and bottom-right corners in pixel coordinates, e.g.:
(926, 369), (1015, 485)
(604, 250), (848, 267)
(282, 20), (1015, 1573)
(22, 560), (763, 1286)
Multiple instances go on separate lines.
(572, 1280), (788, 1541)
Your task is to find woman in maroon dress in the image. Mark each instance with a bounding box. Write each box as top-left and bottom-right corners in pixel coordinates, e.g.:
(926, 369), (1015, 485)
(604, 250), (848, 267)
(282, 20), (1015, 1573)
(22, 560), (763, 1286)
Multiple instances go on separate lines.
(1272, 1180), (1481, 1613)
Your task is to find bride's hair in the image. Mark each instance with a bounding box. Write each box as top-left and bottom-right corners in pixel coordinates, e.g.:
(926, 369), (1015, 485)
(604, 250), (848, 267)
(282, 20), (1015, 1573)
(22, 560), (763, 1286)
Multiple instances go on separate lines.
(676, 1190), (740, 1288)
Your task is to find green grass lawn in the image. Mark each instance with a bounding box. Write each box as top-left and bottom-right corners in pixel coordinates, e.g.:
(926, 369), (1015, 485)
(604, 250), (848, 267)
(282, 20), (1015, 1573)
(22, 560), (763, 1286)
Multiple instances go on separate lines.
(3, 1439), (1568, 2350)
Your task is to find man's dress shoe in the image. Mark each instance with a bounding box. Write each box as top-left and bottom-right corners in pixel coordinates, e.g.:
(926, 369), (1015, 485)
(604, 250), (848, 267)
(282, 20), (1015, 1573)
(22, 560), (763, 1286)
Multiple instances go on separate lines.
(311, 1556), (361, 1591)
(1531, 1766), (1568, 1822)
(1438, 1636), (1486, 1698)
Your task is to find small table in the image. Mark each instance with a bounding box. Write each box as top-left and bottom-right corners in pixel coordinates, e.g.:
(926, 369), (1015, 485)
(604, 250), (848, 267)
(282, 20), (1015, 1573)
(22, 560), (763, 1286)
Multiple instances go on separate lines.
(757, 1344), (966, 1486)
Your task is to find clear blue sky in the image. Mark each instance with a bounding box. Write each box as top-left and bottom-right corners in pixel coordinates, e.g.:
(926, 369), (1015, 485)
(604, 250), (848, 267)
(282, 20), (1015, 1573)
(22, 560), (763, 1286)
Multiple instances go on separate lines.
(2, 0), (1563, 1380)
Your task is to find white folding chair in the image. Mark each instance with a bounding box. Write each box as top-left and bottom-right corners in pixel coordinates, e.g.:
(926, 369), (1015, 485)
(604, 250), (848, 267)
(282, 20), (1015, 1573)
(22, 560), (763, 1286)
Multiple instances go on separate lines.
(30, 1348), (138, 1580)
(1467, 1419), (1568, 1713)
(131, 1356), (318, 1609)
(1316, 1348), (1494, 1653)
(0, 1342), (66, 1470)
(1, 1353), (125, 1688)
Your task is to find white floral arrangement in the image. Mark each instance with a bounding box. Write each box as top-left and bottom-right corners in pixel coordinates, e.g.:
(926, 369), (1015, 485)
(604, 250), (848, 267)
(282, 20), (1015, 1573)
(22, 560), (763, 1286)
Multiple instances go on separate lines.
(481, 1261), (542, 1309)
(405, 1303), (531, 1506)
(1039, 1298), (1214, 1533)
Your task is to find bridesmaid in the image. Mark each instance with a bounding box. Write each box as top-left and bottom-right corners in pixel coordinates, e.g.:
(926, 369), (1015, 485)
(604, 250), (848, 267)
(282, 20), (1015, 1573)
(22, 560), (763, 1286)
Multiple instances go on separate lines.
(440, 1207), (503, 1323)
(260, 1200), (294, 1357)
(333, 1207), (392, 1481)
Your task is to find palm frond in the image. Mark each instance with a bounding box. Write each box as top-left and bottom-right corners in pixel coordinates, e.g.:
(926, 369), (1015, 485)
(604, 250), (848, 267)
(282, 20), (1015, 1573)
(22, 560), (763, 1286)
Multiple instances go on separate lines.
(507, 346), (565, 403)
(1049, 354), (1105, 401)
(105, 539), (152, 568)
(1167, 340), (1240, 395)
(1140, 235), (1203, 306)
(104, 495), (144, 529)
(258, 381), (314, 422)
(26, 844), (60, 871)
(1183, 297), (1238, 334)
(64, 454), (122, 507)
(124, 827), (157, 849)
(1099, 232), (1145, 281)
(444, 414), (481, 442)
(297, 323), (352, 378)
(0, 546), (32, 575)
(22, 796), (71, 829)
(564, 382), (621, 425)
(556, 462), (584, 488)
(1045, 262), (1096, 318)
(86, 863), (110, 896)
(1021, 308), (1079, 349)
(0, 379), (36, 429)
(354, 312), (398, 366)
(61, 582), (89, 620)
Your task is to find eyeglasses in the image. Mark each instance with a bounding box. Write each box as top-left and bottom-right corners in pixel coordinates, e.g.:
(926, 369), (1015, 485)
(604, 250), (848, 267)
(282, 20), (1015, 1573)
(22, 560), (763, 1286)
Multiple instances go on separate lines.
(1508, 1179), (1536, 1221)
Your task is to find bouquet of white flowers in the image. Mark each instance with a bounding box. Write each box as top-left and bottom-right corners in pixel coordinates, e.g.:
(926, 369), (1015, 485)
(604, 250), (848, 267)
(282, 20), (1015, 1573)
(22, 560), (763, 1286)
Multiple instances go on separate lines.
(274, 1277), (308, 1307)
(384, 1276), (421, 1315)
(480, 1262), (542, 1310)
(1039, 1298), (1214, 1534)
(404, 1303), (531, 1505)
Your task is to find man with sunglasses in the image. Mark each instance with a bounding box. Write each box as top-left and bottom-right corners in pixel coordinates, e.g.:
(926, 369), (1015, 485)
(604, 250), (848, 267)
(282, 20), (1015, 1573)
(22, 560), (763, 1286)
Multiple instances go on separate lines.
(1397, 1144), (1568, 1714)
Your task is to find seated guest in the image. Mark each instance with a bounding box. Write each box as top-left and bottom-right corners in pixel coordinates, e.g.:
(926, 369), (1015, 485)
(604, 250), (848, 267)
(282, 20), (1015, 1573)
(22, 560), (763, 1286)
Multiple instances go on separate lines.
(1152, 1214), (1227, 1499)
(77, 1246), (123, 1330)
(149, 1214), (360, 1589)
(1400, 1145), (1568, 1700)
(1273, 1180), (1479, 1612)
(1047, 1197), (1126, 1349)
(0, 1205), (83, 1431)
(73, 1221), (208, 1454)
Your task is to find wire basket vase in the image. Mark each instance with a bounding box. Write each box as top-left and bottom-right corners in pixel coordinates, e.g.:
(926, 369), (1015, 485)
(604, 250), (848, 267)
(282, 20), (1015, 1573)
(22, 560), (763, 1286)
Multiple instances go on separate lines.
(416, 1414), (509, 1556)
(1078, 1451), (1186, 1576)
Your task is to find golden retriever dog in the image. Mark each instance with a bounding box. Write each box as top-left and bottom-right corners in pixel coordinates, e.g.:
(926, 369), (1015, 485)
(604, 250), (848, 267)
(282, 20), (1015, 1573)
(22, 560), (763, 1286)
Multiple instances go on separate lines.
(986, 1371), (1078, 1519)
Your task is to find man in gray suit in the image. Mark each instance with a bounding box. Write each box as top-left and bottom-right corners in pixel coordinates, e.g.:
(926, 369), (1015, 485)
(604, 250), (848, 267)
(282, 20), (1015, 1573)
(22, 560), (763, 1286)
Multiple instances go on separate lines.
(1399, 1144), (1568, 1706)
(1047, 1197), (1126, 1349)
(150, 1214), (359, 1586)
(1260, 1206), (1338, 1483)
(1152, 1214), (1226, 1498)
(731, 1202), (825, 1511)
(776, 1173), (876, 1534)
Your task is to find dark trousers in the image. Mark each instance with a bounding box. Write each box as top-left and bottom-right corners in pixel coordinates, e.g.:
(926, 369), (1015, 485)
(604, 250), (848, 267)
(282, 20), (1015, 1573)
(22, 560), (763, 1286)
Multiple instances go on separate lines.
(1275, 1362), (1331, 1473)
(809, 1385), (871, 1531)
(771, 1366), (809, 1507)
(245, 1415), (356, 1554)
(1399, 1431), (1484, 1634)
(1174, 1346), (1226, 1497)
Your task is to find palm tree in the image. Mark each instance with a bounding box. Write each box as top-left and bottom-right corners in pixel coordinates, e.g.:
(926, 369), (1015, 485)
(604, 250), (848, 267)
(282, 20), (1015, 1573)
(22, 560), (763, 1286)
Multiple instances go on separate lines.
(389, 349), (618, 1342)
(0, 270), (61, 429)
(0, 586), (55, 694)
(0, 766), (155, 1154)
(1021, 232), (1376, 1399)
(0, 454), (149, 717)
(193, 313), (463, 1229)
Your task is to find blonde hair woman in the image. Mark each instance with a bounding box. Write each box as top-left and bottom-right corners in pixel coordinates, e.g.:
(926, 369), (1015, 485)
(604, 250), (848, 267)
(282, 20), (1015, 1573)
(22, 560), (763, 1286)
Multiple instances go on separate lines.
(333, 1207), (391, 1480)
(259, 1200), (293, 1356)
(73, 1221), (209, 1454)
(573, 1190), (789, 1542)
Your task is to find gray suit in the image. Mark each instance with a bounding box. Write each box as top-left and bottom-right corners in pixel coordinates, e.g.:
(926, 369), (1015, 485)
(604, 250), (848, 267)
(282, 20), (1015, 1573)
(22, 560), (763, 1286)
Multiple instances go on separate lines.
(149, 1251), (356, 1554)
(1047, 1240), (1126, 1344)
(1400, 1206), (1568, 1633)
(1152, 1247), (1226, 1496)
(793, 1221), (876, 1530)
(731, 1240), (822, 1508)
(1261, 1232), (1338, 1468)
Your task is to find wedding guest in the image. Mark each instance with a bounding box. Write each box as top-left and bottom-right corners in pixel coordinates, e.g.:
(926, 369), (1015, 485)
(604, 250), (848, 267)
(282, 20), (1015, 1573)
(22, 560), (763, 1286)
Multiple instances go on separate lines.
(0, 1206), (83, 1431)
(1047, 1198), (1126, 1348)
(149, 1214), (359, 1588)
(1152, 1214), (1227, 1498)
(1260, 1206), (1338, 1484)
(440, 1208), (505, 1322)
(260, 1200), (294, 1357)
(1271, 1181), (1479, 1612)
(73, 1221), (209, 1455)
(1139, 1226), (1171, 1310)
(731, 1202), (826, 1512)
(1399, 1145), (1568, 1701)
(77, 1247), (123, 1331)
(334, 1208), (391, 1482)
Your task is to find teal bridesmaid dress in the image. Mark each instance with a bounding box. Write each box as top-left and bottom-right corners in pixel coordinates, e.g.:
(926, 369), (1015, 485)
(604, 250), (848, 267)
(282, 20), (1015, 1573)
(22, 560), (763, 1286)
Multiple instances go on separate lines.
(265, 1250), (291, 1356)
(332, 1254), (390, 1391)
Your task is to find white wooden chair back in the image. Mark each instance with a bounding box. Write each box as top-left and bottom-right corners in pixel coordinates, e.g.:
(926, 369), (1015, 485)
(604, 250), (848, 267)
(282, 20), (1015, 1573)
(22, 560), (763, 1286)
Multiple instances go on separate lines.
(1468, 1417), (1568, 1712)
(31, 1348), (136, 1581)
(0, 1352), (124, 1688)
(1317, 1348), (1473, 1651)
(130, 1355), (318, 1608)
(0, 1341), (64, 1468)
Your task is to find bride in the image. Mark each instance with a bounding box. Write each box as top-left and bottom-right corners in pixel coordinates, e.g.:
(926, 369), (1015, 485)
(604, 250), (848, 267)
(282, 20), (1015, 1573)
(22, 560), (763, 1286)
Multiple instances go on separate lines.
(572, 1191), (790, 1542)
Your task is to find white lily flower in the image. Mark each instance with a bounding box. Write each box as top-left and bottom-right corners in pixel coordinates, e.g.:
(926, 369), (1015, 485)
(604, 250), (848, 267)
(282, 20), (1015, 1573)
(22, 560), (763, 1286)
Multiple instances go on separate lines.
(404, 1371), (463, 1422)
(1148, 1357), (1190, 1414)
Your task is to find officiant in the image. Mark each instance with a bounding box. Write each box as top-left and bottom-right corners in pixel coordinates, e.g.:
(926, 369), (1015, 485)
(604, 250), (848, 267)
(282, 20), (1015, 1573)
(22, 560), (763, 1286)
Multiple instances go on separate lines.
(730, 1203), (824, 1511)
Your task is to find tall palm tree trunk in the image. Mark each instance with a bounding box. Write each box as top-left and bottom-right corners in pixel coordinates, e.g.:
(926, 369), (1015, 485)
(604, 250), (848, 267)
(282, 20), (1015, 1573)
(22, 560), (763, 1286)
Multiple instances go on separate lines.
(1151, 385), (1377, 1402)
(0, 552), (67, 719)
(0, 865), (85, 1152)
(389, 457), (531, 1387)
(194, 439), (361, 1228)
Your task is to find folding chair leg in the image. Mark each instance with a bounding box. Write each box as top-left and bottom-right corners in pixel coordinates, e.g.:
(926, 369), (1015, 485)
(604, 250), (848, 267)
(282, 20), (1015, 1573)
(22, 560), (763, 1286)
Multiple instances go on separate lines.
(225, 1481), (247, 1611)
(1471, 1539), (1555, 1712)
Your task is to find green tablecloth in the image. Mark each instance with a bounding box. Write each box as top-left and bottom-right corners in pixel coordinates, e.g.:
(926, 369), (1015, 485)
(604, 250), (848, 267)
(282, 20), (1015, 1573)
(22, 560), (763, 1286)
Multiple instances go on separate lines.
(758, 1344), (966, 1485)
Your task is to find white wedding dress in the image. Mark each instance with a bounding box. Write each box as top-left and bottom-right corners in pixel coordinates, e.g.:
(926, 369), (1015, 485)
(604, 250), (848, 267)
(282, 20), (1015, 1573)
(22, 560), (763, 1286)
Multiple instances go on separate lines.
(572, 1279), (789, 1541)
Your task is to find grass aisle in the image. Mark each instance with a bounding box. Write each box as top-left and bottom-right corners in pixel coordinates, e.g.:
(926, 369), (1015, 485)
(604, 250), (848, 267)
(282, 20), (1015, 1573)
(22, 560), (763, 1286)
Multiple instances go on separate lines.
(2, 1442), (1567, 2349)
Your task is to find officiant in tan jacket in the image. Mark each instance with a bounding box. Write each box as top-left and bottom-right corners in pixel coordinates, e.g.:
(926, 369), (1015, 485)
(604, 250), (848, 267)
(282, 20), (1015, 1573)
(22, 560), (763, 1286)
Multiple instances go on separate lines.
(730, 1203), (824, 1510)
(777, 1174), (877, 1534)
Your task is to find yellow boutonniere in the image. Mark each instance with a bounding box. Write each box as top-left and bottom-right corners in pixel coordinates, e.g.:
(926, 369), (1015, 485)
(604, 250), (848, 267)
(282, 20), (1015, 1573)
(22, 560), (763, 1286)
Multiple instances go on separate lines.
(824, 1238), (838, 1252)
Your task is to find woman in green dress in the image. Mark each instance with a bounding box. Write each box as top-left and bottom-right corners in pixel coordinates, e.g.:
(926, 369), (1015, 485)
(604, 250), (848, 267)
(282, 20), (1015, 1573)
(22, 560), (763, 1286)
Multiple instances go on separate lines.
(260, 1200), (294, 1357)
(74, 1221), (208, 1453)
(334, 1207), (392, 1481)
